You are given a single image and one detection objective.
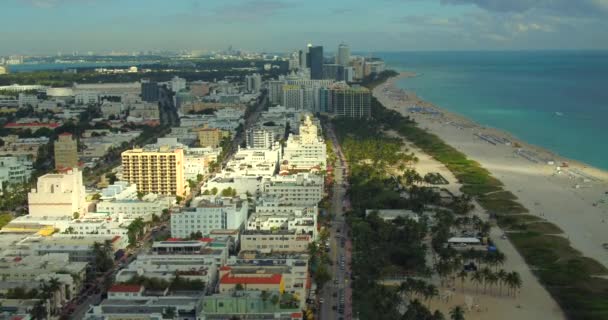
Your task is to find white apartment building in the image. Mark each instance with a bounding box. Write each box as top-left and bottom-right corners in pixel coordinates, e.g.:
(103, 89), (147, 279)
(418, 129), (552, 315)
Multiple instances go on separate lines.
(96, 196), (172, 222)
(248, 195), (318, 238)
(29, 235), (128, 262)
(75, 91), (100, 105)
(245, 127), (275, 149)
(27, 168), (87, 217)
(202, 176), (263, 196)
(64, 215), (129, 237)
(0, 253), (87, 304)
(0, 156), (32, 187)
(221, 145), (281, 178)
(184, 147), (220, 181)
(262, 173), (324, 206)
(282, 115), (327, 170)
(241, 230), (312, 253)
(170, 196), (248, 238)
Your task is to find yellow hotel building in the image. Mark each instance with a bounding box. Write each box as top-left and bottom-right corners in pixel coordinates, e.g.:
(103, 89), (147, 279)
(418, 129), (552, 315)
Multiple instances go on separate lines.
(121, 146), (187, 196)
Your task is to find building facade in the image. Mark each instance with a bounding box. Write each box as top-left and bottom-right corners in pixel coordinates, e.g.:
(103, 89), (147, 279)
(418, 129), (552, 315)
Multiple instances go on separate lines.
(245, 127), (275, 150)
(121, 146), (187, 196)
(331, 86), (371, 118)
(28, 168), (87, 217)
(282, 115), (327, 170)
(336, 43), (351, 66)
(198, 128), (229, 148)
(170, 197), (248, 238)
(308, 46), (324, 80)
(54, 133), (78, 170)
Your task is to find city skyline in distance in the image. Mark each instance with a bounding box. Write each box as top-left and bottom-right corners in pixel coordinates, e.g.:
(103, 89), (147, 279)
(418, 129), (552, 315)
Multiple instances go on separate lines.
(3, 0), (608, 55)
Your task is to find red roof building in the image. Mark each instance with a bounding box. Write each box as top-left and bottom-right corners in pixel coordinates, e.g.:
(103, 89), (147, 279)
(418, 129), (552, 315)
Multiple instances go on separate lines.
(219, 273), (284, 294)
(220, 273), (282, 285)
(108, 284), (143, 293)
(4, 122), (61, 130)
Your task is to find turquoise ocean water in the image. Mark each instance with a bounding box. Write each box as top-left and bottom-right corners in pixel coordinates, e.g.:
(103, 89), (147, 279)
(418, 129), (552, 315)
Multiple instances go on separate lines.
(376, 51), (608, 171)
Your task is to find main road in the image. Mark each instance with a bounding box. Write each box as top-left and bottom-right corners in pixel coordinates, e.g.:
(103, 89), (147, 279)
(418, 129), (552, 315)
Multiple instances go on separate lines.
(319, 123), (353, 320)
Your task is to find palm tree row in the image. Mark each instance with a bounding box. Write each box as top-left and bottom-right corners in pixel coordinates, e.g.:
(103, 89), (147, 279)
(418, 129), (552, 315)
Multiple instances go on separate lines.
(398, 278), (439, 308)
(459, 268), (522, 297)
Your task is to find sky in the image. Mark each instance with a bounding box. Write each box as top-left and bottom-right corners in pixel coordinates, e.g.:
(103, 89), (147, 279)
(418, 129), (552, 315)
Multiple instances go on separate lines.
(2, 0), (608, 55)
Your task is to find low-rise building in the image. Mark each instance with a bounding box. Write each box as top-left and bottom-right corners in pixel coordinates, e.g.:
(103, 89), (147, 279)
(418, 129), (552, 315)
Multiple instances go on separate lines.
(0, 253), (87, 306)
(247, 195), (318, 240)
(171, 197), (248, 238)
(0, 155), (32, 188)
(198, 290), (303, 320)
(96, 182), (174, 222)
(241, 230), (312, 253)
(198, 127), (230, 148)
(85, 290), (201, 320)
(28, 235), (127, 262)
(262, 173), (324, 206)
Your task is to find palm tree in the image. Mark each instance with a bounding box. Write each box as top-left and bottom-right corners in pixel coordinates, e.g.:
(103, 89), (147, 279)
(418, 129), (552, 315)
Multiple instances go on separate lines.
(497, 269), (508, 296)
(480, 267), (492, 294)
(506, 271), (522, 297)
(486, 272), (499, 296)
(471, 271), (483, 294)
(423, 284), (438, 308)
(457, 270), (468, 292)
(449, 306), (466, 320)
(433, 310), (446, 320)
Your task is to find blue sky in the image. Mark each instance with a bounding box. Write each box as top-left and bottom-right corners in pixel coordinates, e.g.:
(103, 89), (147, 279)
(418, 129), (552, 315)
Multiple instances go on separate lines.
(3, 0), (608, 55)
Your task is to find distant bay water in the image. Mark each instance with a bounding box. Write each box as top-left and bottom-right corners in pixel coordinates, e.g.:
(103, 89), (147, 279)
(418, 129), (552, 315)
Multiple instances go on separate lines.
(8, 62), (141, 73)
(376, 51), (608, 171)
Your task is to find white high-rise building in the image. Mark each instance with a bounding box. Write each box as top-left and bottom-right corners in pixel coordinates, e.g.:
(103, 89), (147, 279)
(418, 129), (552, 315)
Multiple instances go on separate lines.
(282, 115), (327, 170)
(282, 85), (304, 110)
(336, 43), (351, 66)
(28, 168), (87, 217)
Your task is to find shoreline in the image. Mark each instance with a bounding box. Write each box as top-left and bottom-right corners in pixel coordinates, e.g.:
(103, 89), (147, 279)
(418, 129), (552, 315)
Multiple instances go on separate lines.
(384, 72), (608, 182)
(374, 72), (608, 269)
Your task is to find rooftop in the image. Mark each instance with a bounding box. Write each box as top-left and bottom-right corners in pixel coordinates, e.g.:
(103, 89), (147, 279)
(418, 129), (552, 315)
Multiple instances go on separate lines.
(108, 284), (143, 293)
(220, 273), (282, 285)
